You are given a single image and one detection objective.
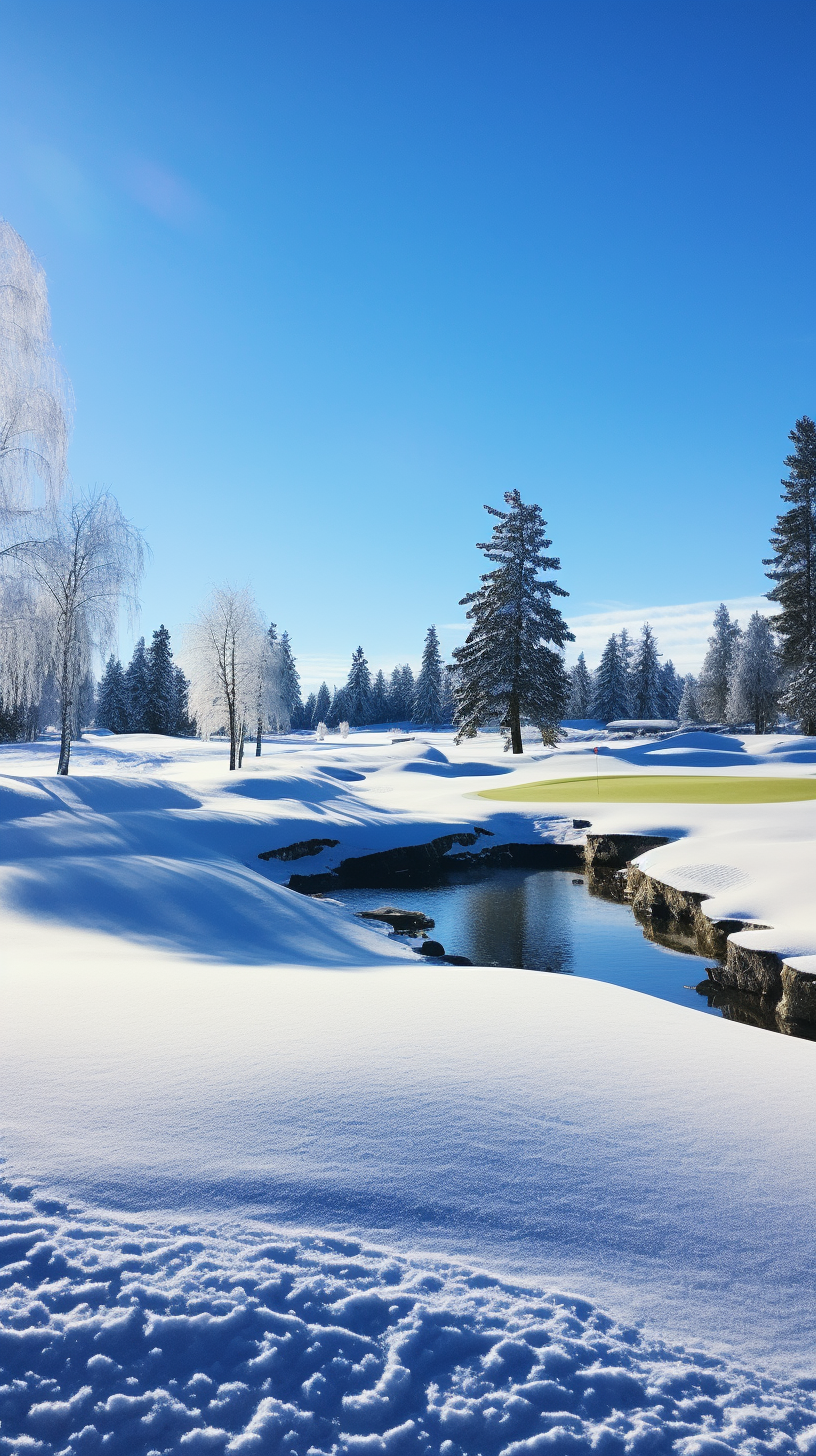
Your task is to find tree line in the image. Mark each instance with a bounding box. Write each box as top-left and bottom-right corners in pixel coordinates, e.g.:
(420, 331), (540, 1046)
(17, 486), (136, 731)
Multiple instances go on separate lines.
(3, 216), (816, 767)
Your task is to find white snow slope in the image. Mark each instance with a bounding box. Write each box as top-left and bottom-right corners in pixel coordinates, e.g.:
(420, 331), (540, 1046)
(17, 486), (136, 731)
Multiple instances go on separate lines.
(2, 728), (816, 1456)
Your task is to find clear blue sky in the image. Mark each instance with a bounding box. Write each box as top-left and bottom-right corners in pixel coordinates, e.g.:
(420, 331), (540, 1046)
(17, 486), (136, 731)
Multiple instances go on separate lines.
(1, 1), (813, 686)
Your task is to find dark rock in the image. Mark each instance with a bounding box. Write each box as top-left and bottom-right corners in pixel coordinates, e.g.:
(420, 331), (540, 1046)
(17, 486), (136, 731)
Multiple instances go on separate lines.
(572, 879), (584, 886)
(356, 906), (435, 932)
(259, 838), (339, 862)
(418, 940), (445, 957)
(584, 833), (671, 870)
(443, 955), (473, 966)
(573, 818), (592, 829)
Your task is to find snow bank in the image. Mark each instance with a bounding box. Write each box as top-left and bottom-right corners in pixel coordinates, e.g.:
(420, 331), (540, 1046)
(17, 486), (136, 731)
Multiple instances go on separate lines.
(2, 1186), (815, 1456)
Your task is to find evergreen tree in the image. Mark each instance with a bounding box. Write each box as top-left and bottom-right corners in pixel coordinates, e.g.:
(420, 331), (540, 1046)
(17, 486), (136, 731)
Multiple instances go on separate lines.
(172, 664), (194, 735)
(678, 675), (701, 723)
(387, 665), (412, 720)
(326, 686), (345, 728)
(124, 637), (150, 732)
(592, 635), (630, 722)
(630, 623), (662, 718)
(787, 656), (816, 735)
(658, 659), (682, 718)
(412, 625), (444, 724)
(399, 664), (415, 719)
(312, 682), (331, 726)
(278, 630), (303, 728)
(452, 490), (572, 752)
(345, 647), (372, 726)
(146, 625), (176, 734)
(698, 604), (742, 723)
(303, 691), (317, 727)
(765, 416), (816, 734)
(96, 655), (129, 733)
(440, 665), (457, 724)
(727, 612), (779, 734)
(370, 670), (389, 723)
(618, 627), (635, 682)
(566, 652), (593, 718)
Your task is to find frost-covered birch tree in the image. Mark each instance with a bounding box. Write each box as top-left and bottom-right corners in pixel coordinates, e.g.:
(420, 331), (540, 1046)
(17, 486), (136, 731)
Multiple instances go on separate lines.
(182, 586), (265, 769)
(20, 490), (145, 773)
(253, 625), (286, 755)
(0, 221), (72, 549)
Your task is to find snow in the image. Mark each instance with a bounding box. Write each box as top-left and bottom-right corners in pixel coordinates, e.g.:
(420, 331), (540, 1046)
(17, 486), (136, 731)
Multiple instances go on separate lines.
(2, 726), (816, 1451)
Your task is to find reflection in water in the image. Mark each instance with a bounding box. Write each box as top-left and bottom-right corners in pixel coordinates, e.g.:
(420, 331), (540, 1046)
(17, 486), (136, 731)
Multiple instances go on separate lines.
(337, 868), (814, 1039)
(338, 868), (721, 1019)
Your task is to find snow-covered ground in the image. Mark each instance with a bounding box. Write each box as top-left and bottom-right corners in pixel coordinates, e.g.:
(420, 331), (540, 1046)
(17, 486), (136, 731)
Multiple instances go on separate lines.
(2, 727), (816, 1454)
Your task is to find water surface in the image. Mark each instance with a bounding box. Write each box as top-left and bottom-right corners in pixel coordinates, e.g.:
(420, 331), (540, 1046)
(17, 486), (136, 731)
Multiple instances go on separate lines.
(338, 867), (720, 1017)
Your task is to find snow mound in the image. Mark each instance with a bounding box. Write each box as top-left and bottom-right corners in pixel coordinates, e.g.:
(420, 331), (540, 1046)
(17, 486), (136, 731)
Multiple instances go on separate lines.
(1, 1188), (813, 1456)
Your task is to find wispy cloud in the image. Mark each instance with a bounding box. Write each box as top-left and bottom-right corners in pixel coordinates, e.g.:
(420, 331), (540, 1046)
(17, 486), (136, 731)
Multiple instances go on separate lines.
(566, 595), (776, 674)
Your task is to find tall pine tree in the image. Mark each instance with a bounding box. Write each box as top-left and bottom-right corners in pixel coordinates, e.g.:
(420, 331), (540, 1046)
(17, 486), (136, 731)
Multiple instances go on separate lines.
(765, 416), (816, 734)
(592, 635), (630, 723)
(278, 630), (303, 728)
(566, 652), (593, 718)
(630, 623), (662, 718)
(370, 670), (389, 723)
(312, 682), (331, 726)
(452, 491), (572, 752)
(678, 675), (701, 723)
(146, 625), (176, 734)
(658, 659), (682, 718)
(124, 638), (150, 732)
(698, 605), (741, 723)
(726, 612), (779, 734)
(412, 625), (444, 724)
(345, 647), (372, 726)
(96, 656), (129, 733)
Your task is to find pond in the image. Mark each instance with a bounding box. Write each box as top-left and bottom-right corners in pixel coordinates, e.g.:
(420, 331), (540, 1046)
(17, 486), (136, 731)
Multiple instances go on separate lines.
(335, 867), (806, 1036)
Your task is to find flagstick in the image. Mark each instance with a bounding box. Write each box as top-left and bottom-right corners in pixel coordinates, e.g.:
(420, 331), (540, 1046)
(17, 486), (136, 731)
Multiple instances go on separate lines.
(595, 746), (599, 796)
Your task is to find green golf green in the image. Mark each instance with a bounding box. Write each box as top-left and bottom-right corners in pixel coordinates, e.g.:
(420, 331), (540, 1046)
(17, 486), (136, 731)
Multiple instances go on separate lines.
(477, 774), (816, 804)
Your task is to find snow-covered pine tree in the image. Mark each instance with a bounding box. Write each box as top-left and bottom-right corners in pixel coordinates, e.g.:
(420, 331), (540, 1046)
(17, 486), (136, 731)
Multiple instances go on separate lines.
(278, 630), (303, 728)
(452, 491), (572, 752)
(440, 665), (457, 724)
(726, 612), (779, 733)
(592, 635), (630, 722)
(567, 652), (593, 718)
(312, 682), (331, 726)
(678, 675), (701, 723)
(412, 625), (444, 725)
(400, 665), (415, 717)
(302, 691), (317, 727)
(370, 670), (389, 723)
(658, 659), (682, 718)
(326, 686), (344, 728)
(618, 627), (635, 679)
(172, 664), (194, 735)
(96, 655), (129, 733)
(629, 624), (662, 718)
(344, 647), (372, 726)
(125, 637), (150, 732)
(698, 605), (741, 723)
(764, 417), (816, 734)
(146, 625), (176, 734)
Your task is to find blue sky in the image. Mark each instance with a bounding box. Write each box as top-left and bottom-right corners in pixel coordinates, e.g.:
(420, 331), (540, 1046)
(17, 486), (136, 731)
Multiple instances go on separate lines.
(1, 1), (813, 688)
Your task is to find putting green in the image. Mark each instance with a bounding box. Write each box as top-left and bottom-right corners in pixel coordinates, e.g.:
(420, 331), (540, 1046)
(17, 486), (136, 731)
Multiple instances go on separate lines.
(477, 774), (816, 805)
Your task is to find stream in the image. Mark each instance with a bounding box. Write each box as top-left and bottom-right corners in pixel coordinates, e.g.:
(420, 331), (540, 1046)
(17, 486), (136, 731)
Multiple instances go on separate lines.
(336, 866), (811, 1035)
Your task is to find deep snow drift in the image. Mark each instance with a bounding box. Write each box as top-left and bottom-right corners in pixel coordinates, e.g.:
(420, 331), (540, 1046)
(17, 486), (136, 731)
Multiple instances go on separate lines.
(2, 727), (816, 1453)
